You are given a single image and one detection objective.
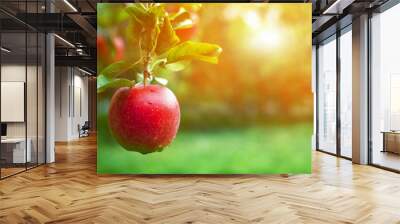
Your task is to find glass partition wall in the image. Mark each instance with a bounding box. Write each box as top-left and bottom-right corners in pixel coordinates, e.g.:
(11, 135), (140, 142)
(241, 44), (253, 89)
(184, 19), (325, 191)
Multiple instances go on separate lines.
(317, 35), (337, 155)
(0, 2), (46, 179)
(370, 3), (400, 171)
(316, 0), (400, 172)
(316, 26), (352, 159)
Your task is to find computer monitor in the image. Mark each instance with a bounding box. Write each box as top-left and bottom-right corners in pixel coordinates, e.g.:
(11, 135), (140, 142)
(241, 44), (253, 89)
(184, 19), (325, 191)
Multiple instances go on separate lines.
(1, 123), (7, 137)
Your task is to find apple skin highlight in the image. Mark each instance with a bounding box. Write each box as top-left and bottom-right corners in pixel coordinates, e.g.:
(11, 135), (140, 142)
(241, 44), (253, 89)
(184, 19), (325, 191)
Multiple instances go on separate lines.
(108, 85), (181, 154)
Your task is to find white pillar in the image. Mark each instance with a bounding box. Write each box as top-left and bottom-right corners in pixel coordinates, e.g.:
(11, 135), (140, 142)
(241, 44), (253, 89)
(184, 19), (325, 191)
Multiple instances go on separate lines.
(352, 14), (369, 164)
(45, 0), (56, 163)
(46, 32), (55, 163)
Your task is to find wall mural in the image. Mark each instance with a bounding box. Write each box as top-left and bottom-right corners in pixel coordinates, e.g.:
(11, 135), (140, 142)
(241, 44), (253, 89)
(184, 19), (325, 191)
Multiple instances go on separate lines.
(97, 3), (312, 174)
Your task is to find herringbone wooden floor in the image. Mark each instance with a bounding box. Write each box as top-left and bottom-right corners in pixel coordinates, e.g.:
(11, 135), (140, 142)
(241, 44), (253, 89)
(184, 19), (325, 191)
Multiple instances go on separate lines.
(1, 135), (400, 224)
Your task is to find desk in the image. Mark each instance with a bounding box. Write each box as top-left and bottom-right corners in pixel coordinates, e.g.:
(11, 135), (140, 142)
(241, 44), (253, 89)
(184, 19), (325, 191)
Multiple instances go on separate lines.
(1, 138), (31, 163)
(382, 131), (400, 154)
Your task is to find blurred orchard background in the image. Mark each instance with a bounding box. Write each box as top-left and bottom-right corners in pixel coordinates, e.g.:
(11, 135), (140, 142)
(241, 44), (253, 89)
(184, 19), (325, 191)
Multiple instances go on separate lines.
(97, 3), (313, 174)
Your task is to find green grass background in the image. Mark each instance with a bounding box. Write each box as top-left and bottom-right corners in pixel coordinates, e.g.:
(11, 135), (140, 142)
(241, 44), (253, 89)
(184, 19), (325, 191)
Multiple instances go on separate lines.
(98, 114), (312, 174)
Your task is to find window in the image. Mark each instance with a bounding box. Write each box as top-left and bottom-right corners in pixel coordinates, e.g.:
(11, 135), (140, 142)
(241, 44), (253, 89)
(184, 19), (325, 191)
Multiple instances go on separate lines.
(371, 3), (400, 171)
(317, 35), (337, 154)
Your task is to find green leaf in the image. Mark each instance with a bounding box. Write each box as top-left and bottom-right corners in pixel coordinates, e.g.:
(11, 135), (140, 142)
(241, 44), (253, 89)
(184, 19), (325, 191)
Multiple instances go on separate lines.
(155, 16), (180, 54)
(141, 12), (160, 52)
(149, 58), (167, 72)
(154, 77), (168, 86)
(166, 41), (222, 64)
(169, 8), (194, 30)
(173, 19), (194, 30)
(150, 59), (188, 75)
(126, 4), (162, 53)
(165, 61), (187, 71)
(97, 4), (129, 28)
(169, 8), (190, 23)
(149, 4), (165, 18)
(99, 59), (142, 78)
(97, 74), (134, 93)
(125, 4), (149, 26)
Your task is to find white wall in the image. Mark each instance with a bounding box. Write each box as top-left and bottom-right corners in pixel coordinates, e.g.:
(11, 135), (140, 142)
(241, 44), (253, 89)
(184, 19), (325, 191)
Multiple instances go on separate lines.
(54, 67), (89, 141)
(55, 67), (69, 141)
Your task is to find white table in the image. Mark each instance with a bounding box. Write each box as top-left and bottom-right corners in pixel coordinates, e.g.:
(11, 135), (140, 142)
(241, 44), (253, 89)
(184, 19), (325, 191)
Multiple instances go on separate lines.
(1, 138), (31, 163)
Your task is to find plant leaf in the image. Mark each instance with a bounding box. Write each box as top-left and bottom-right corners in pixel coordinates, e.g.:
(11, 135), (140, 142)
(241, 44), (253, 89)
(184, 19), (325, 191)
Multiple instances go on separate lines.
(169, 8), (194, 30)
(169, 8), (189, 21)
(154, 77), (168, 86)
(173, 19), (194, 30)
(141, 12), (160, 52)
(165, 61), (187, 71)
(99, 59), (142, 78)
(155, 16), (180, 55)
(97, 74), (134, 93)
(98, 4), (130, 28)
(166, 41), (222, 64)
(149, 58), (167, 72)
(150, 59), (188, 75)
(149, 4), (165, 18)
(125, 4), (149, 26)
(126, 4), (161, 53)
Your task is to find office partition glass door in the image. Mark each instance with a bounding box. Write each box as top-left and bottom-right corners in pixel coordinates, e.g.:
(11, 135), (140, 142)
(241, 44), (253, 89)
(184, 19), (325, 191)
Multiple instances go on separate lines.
(317, 35), (337, 154)
(0, 1), (46, 179)
(370, 3), (400, 171)
(1, 30), (28, 177)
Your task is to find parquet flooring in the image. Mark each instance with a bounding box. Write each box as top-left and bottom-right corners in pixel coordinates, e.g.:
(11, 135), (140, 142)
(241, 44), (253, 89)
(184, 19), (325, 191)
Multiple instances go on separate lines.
(1, 135), (400, 223)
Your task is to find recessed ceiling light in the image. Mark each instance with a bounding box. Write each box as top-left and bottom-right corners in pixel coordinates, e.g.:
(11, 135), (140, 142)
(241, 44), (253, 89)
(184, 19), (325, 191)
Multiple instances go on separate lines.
(78, 67), (93, 76)
(1, 47), (11, 53)
(323, 0), (354, 15)
(54, 34), (75, 48)
(63, 0), (78, 12)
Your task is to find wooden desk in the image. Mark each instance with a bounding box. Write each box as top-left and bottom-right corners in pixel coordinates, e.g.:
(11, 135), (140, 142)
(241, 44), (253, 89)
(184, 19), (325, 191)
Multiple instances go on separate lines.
(1, 138), (31, 164)
(382, 131), (400, 154)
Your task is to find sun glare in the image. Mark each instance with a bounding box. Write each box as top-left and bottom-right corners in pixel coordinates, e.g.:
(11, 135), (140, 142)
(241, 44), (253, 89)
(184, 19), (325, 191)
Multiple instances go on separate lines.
(241, 9), (285, 51)
(243, 11), (261, 28)
(253, 28), (282, 49)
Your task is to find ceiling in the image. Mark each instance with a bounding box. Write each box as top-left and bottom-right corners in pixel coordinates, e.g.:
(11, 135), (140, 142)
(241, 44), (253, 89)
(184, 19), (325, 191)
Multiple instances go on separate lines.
(0, 0), (393, 73)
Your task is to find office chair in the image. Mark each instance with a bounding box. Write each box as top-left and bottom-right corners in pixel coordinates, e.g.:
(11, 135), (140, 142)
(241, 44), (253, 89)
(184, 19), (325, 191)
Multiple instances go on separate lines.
(79, 121), (90, 138)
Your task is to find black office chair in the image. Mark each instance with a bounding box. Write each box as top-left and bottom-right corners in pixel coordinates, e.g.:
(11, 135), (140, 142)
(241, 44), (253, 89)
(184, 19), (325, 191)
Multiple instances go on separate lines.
(78, 121), (90, 138)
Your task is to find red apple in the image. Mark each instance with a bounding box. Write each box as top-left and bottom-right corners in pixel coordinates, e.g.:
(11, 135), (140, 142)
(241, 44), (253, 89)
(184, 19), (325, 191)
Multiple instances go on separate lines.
(108, 84), (180, 154)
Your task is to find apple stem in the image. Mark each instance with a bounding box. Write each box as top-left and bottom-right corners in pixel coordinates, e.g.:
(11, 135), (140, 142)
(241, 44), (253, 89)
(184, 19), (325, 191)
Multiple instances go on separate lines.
(144, 70), (149, 86)
(143, 55), (151, 87)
